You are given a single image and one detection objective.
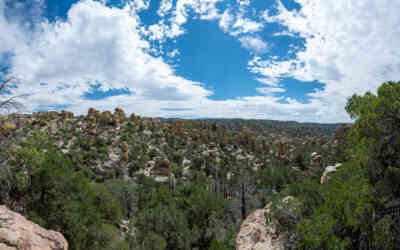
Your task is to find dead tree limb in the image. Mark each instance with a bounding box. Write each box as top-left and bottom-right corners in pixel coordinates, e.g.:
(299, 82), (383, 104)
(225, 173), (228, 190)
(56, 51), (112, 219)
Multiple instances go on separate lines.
(0, 76), (25, 112)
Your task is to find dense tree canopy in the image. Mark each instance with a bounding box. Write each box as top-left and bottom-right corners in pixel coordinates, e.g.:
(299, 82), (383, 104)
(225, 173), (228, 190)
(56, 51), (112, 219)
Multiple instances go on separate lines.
(294, 81), (400, 249)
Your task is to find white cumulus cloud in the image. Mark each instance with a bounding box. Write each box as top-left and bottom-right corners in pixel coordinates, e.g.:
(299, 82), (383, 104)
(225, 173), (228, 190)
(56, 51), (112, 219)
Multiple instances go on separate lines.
(1, 0), (211, 114)
(218, 9), (263, 36)
(251, 0), (400, 122)
(1, 0), (399, 123)
(238, 36), (268, 54)
(142, 0), (222, 44)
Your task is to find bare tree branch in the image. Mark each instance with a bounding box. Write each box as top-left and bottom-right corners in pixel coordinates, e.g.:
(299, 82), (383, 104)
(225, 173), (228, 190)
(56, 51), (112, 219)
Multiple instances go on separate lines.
(0, 77), (15, 93)
(0, 76), (24, 112)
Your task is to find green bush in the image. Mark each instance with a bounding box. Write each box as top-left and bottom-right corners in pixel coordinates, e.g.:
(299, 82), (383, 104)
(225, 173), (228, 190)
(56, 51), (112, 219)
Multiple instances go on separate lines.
(8, 132), (126, 249)
(294, 81), (400, 249)
(131, 175), (228, 250)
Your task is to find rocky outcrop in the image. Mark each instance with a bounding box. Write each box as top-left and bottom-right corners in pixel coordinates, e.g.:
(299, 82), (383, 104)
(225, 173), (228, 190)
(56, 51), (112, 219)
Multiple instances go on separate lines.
(334, 124), (352, 144)
(114, 108), (126, 123)
(120, 141), (129, 161)
(309, 152), (322, 168)
(236, 197), (295, 250)
(150, 158), (172, 182)
(320, 163), (342, 184)
(0, 205), (68, 250)
(0, 121), (17, 135)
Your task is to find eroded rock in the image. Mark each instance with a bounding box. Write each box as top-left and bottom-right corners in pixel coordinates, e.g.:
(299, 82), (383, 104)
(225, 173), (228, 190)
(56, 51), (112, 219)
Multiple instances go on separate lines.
(320, 163), (342, 184)
(0, 205), (68, 250)
(236, 197), (295, 250)
(1, 121), (17, 135)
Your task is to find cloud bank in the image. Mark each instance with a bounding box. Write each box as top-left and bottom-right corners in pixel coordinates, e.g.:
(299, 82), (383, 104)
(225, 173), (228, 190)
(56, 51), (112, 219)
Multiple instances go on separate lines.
(0, 0), (399, 122)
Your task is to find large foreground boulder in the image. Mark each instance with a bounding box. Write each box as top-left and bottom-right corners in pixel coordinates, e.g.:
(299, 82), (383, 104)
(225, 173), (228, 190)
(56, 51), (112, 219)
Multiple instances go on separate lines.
(236, 197), (295, 250)
(0, 205), (68, 250)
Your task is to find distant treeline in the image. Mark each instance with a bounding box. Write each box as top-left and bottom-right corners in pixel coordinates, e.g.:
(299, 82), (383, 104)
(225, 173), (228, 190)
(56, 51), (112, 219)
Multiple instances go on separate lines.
(159, 118), (347, 136)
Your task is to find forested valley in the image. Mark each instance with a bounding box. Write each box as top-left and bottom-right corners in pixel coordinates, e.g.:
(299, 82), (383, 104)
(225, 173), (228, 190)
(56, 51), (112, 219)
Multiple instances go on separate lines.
(1, 81), (400, 250)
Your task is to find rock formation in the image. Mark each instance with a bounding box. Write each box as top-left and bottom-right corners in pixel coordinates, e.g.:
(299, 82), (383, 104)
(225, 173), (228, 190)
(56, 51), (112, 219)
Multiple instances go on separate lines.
(149, 158), (172, 182)
(236, 197), (295, 250)
(0, 205), (68, 250)
(320, 163), (342, 184)
(120, 141), (129, 161)
(1, 121), (17, 135)
(114, 108), (126, 123)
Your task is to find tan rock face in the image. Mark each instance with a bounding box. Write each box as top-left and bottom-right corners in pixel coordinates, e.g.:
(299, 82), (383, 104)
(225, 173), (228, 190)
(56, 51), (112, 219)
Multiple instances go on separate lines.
(0, 243), (17, 250)
(334, 124), (352, 144)
(0, 206), (68, 250)
(49, 111), (58, 120)
(114, 108), (126, 123)
(61, 110), (73, 120)
(99, 111), (113, 126)
(120, 141), (129, 152)
(129, 113), (135, 121)
(152, 158), (171, 176)
(1, 121), (17, 134)
(236, 198), (292, 250)
(320, 163), (342, 184)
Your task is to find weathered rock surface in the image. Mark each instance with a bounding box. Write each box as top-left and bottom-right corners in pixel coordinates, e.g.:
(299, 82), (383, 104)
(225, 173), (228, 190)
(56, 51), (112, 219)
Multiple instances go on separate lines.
(236, 197), (292, 250)
(320, 163), (342, 184)
(0, 205), (68, 250)
(149, 158), (172, 182)
(0, 121), (17, 135)
(334, 124), (352, 143)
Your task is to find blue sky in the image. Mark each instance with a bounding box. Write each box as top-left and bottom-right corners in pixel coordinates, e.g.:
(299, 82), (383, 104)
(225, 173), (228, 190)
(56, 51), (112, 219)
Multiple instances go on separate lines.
(1, 0), (400, 122)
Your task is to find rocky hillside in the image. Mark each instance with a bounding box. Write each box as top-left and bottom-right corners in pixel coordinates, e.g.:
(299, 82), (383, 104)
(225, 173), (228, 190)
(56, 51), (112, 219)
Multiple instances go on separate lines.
(0, 109), (340, 179)
(0, 108), (345, 249)
(1, 81), (399, 250)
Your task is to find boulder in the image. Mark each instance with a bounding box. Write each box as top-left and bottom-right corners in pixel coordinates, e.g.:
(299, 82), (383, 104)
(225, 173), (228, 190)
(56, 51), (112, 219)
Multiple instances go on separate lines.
(60, 110), (73, 120)
(334, 124), (352, 144)
(236, 197), (294, 250)
(151, 159), (171, 176)
(1, 121), (17, 135)
(182, 158), (191, 168)
(87, 107), (97, 117)
(114, 108), (126, 123)
(309, 152), (322, 168)
(120, 141), (129, 152)
(0, 205), (68, 250)
(146, 160), (156, 169)
(320, 163), (342, 184)
(121, 151), (129, 162)
(49, 111), (58, 120)
(48, 120), (58, 134)
(148, 159), (172, 182)
(105, 152), (119, 167)
(99, 111), (113, 126)
(143, 130), (152, 136)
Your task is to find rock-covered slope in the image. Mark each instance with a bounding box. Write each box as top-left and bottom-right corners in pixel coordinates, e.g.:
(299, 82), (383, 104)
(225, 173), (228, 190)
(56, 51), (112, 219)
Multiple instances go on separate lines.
(0, 109), (340, 182)
(0, 109), (347, 249)
(236, 196), (296, 250)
